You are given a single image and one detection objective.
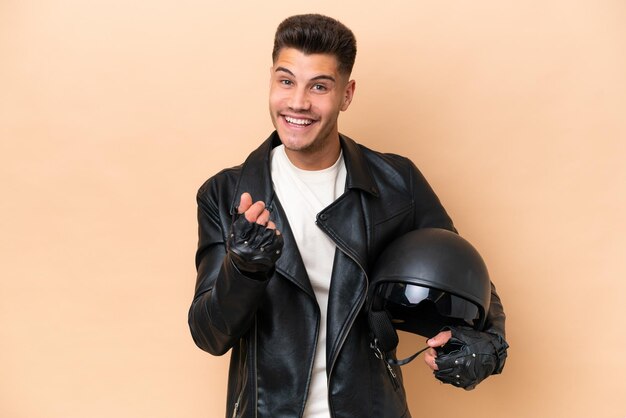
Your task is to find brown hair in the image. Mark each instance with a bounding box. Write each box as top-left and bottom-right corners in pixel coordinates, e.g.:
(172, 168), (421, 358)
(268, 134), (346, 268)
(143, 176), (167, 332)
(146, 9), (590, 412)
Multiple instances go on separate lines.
(272, 14), (357, 76)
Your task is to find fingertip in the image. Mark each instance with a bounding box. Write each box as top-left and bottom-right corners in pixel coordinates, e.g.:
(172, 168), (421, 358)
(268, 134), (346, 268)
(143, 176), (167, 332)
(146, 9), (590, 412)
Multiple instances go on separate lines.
(256, 209), (270, 226)
(238, 192), (253, 213)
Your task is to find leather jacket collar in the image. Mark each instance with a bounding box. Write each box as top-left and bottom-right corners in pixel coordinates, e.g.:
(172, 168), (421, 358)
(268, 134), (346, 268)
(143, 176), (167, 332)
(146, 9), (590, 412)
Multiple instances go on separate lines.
(228, 131), (380, 216)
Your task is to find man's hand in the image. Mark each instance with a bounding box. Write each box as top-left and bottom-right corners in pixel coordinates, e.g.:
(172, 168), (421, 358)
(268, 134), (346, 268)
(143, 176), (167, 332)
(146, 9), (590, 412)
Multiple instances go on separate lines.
(237, 192), (278, 230)
(426, 326), (509, 390)
(424, 330), (452, 371)
(227, 192), (283, 277)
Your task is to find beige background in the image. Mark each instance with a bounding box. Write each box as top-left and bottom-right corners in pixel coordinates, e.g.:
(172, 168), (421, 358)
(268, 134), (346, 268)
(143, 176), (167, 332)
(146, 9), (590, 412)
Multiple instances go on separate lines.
(1, 1), (625, 417)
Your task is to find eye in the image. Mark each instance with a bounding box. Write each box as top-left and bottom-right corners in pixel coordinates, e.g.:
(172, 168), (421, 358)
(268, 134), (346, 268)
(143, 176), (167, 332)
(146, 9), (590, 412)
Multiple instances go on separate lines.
(280, 79), (293, 86)
(312, 84), (328, 92)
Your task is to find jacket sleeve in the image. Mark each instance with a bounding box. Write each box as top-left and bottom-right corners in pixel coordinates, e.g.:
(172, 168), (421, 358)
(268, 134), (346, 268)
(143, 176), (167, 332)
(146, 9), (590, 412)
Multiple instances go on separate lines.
(408, 160), (456, 232)
(188, 185), (270, 356)
(482, 282), (507, 338)
(408, 160), (507, 339)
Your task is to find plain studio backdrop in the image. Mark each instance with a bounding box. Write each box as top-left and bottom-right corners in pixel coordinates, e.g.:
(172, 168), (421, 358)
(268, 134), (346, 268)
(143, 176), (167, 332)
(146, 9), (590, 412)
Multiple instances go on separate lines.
(1, 1), (624, 417)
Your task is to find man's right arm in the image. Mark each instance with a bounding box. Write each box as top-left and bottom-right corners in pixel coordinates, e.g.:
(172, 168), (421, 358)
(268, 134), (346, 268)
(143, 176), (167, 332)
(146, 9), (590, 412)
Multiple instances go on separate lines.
(188, 190), (282, 356)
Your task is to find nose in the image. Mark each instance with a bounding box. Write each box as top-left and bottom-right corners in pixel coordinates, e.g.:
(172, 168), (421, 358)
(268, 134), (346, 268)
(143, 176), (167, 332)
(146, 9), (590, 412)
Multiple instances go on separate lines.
(288, 87), (311, 111)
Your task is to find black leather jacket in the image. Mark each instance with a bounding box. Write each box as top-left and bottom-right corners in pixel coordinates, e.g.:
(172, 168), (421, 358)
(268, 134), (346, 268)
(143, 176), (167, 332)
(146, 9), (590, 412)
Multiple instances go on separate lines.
(188, 132), (506, 418)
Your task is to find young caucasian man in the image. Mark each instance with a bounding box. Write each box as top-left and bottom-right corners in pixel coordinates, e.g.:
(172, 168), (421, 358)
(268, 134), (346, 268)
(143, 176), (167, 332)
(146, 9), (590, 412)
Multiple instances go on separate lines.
(188, 14), (507, 418)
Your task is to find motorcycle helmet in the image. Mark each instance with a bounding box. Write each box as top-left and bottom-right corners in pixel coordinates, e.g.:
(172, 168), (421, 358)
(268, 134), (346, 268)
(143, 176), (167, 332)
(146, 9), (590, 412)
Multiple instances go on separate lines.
(368, 228), (491, 354)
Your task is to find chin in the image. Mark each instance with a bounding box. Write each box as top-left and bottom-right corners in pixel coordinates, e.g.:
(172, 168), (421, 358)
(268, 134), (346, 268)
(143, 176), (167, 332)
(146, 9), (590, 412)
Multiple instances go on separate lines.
(277, 130), (316, 151)
(280, 138), (314, 153)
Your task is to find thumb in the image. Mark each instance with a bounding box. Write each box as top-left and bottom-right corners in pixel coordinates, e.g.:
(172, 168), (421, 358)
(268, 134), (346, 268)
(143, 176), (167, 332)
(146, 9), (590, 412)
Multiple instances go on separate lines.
(238, 192), (253, 214)
(427, 330), (452, 348)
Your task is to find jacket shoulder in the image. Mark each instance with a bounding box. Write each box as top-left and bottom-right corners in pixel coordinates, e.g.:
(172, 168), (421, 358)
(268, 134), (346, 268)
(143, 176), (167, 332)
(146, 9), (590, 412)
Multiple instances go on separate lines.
(358, 144), (421, 189)
(197, 164), (242, 199)
(362, 146), (414, 169)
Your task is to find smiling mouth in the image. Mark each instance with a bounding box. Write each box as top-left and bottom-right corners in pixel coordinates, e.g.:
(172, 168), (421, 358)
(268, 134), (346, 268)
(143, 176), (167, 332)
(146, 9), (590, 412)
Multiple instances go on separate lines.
(284, 115), (313, 126)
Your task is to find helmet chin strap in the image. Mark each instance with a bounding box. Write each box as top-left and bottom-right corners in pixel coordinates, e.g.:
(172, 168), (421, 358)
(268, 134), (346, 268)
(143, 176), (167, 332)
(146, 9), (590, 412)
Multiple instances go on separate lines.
(387, 344), (430, 366)
(370, 337), (429, 366)
(368, 308), (429, 366)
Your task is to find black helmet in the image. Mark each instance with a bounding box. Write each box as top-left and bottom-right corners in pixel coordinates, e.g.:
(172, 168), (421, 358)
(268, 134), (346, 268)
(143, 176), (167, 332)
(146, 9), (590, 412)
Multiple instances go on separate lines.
(368, 228), (491, 353)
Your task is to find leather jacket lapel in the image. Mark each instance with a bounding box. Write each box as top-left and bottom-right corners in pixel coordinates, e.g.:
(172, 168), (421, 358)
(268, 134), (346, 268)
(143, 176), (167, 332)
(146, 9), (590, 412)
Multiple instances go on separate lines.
(229, 133), (278, 215)
(319, 188), (371, 369)
(233, 132), (314, 298)
(272, 198), (315, 297)
(317, 189), (370, 274)
(316, 135), (382, 369)
(319, 134), (380, 273)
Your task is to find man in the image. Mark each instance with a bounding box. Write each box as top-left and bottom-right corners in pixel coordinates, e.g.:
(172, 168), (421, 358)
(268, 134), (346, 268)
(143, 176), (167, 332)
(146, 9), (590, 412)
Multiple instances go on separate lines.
(188, 14), (507, 418)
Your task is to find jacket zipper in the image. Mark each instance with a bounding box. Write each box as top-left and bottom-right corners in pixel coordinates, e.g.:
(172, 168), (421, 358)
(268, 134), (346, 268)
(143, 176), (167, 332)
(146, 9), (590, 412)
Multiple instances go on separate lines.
(232, 390), (242, 418)
(385, 361), (400, 390)
(321, 227), (403, 411)
(233, 318), (254, 418)
(318, 214), (401, 393)
(371, 339), (400, 390)
(324, 243), (369, 418)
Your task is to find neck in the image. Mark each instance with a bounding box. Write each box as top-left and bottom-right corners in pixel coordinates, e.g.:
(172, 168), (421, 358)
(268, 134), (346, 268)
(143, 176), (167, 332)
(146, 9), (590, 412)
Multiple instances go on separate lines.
(284, 139), (341, 171)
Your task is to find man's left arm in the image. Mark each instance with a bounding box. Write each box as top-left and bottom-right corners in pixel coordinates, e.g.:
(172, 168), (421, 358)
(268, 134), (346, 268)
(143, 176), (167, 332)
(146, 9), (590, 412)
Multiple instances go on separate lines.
(406, 159), (509, 385)
(483, 281), (507, 339)
(423, 283), (508, 391)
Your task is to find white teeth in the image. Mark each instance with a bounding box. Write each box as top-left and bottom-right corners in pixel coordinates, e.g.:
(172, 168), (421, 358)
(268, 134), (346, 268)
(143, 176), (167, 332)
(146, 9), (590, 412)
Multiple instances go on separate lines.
(285, 116), (312, 126)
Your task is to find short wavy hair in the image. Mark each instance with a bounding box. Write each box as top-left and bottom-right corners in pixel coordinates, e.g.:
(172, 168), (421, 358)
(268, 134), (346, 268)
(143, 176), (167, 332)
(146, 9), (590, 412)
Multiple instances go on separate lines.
(272, 14), (357, 76)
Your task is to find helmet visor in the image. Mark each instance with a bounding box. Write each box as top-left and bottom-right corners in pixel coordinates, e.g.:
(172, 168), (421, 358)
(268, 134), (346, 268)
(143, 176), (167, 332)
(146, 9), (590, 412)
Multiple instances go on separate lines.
(376, 282), (481, 338)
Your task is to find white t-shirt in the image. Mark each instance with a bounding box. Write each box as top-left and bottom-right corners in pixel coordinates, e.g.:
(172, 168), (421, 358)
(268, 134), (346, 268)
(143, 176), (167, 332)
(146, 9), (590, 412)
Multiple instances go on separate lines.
(270, 144), (347, 418)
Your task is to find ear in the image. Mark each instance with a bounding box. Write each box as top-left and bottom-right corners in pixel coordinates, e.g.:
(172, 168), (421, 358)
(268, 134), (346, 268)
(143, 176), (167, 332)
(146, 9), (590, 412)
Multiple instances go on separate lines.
(340, 79), (356, 112)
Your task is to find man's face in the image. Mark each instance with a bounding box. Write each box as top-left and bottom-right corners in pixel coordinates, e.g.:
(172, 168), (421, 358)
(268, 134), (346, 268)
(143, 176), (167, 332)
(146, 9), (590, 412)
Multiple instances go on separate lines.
(269, 48), (355, 167)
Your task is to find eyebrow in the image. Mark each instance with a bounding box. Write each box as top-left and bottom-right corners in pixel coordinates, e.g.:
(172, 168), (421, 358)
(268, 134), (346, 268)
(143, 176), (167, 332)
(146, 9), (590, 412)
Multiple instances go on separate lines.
(275, 66), (336, 83)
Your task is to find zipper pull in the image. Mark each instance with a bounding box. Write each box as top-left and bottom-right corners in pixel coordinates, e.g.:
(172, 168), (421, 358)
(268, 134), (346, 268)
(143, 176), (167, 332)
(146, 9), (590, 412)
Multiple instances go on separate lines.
(370, 339), (399, 390)
(385, 361), (400, 390)
(231, 401), (239, 418)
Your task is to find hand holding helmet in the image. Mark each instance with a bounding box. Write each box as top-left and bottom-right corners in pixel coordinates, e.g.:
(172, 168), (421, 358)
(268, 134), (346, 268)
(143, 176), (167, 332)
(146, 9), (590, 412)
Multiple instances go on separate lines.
(432, 326), (509, 390)
(367, 228), (508, 390)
